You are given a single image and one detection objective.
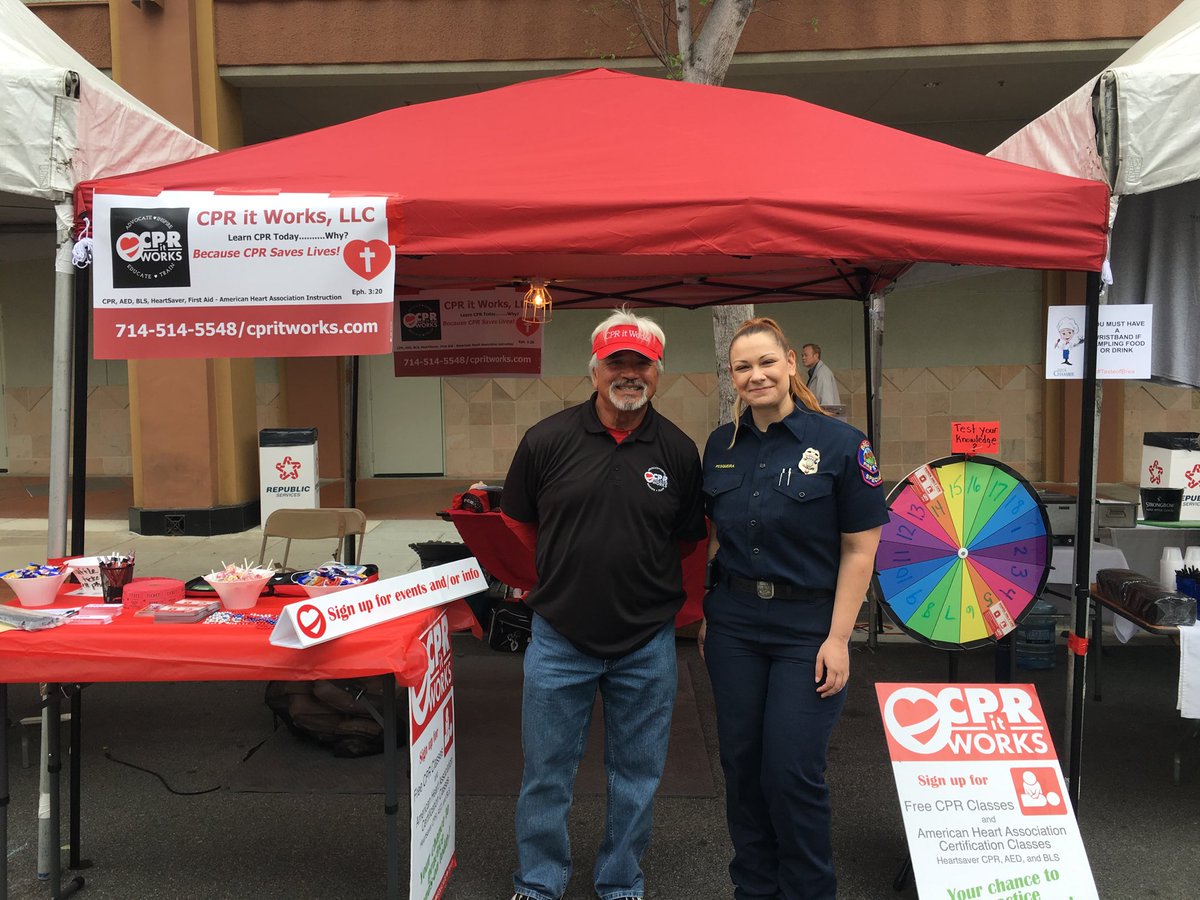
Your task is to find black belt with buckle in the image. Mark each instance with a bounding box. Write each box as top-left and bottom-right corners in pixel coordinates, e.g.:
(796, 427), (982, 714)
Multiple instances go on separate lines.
(721, 573), (832, 602)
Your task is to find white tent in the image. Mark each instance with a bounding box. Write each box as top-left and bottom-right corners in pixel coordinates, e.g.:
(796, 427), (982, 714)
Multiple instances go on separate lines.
(992, 0), (1200, 388)
(989, 0), (1200, 807)
(1, 0), (210, 552)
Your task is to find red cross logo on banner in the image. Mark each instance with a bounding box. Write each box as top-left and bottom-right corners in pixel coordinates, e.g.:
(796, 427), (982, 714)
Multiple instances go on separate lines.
(343, 239), (391, 280)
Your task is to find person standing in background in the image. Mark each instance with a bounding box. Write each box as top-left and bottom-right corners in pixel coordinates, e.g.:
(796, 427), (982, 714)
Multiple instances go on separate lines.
(801, 343), (841, 407)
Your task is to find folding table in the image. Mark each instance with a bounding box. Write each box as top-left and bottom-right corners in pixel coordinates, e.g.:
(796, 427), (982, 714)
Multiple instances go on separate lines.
(0, 590), (473, 899)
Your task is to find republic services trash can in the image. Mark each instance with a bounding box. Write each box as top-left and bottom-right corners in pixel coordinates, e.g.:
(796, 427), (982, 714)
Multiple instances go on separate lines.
(259, 428), (319, 521)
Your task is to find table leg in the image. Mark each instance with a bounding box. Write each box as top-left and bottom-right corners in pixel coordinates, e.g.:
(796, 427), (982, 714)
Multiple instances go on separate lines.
(44, 686), (83, 899)
(383, 674), (399, 900)
(68, 687), (89, 872)
(1089, 599), (1103, 702)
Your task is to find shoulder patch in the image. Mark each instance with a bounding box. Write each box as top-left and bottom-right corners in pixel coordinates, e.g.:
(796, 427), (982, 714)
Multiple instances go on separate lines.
(858, 439), (882, 487)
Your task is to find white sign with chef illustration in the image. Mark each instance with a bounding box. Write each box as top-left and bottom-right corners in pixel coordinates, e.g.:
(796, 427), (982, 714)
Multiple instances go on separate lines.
(1045, 305), (1152, 380)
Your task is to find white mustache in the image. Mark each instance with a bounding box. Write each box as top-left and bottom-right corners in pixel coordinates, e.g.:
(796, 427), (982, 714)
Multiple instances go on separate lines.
(614, 380), (645, 390)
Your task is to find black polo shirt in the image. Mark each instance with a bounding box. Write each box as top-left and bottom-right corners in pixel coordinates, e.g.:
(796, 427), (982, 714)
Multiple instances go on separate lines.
(502, 394), (706, 658)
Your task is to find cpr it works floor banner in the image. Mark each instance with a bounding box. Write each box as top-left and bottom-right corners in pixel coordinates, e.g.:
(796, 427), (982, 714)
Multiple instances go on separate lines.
(877, 683), (1098, 900)
(410, 611), (456, 900)
(92, 192), (394, 358)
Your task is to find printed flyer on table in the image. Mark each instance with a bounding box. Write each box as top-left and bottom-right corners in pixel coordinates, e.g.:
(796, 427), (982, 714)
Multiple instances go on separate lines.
(92, 191), (395, 359)
(877, 683), (1098, 900)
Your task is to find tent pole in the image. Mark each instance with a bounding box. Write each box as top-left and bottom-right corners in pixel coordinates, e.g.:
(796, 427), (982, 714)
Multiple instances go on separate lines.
(1065, 270), (1102, 811)
(864, 292), (885, 649)
(69, 263), (90, 556)
(47, 234), (76, 559)
(343, 356), (360, 564)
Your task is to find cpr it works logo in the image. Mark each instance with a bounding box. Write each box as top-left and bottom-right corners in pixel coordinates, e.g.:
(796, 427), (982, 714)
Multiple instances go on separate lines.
(110, 207), (190, 288)
(879, 685), (1052, 761)
(643, 466), (668, 491)
(398, 299), (442, 342)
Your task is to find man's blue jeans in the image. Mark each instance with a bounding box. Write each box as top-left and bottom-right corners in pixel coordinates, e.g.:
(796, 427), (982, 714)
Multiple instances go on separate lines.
(513, 614), (677, 900)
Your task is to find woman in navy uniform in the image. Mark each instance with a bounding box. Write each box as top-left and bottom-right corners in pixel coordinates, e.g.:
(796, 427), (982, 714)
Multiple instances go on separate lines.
(700, 317), (887, 899)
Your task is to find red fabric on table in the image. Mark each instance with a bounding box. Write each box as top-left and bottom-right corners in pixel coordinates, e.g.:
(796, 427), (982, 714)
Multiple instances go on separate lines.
(446, 509), (707, 628)
(0, 590), (476, 686)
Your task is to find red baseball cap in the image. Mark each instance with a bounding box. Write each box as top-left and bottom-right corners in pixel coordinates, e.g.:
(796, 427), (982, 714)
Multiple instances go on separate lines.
(591, 324), (664, 362)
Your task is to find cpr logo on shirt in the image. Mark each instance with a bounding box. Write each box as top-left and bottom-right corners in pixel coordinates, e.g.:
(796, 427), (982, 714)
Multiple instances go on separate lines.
(643, 466), (668, 491)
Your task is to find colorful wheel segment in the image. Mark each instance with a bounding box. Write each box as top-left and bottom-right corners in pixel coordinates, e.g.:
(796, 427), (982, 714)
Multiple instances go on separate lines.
(872, 455), (1053, 650)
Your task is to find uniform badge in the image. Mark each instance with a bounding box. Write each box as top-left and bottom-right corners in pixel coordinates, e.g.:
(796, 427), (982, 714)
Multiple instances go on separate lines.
(798, 448), (820, 475)
(643, 466), (668, 491)
(858, 440), (882, 486)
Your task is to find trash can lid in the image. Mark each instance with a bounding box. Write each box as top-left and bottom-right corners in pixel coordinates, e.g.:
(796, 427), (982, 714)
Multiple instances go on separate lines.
(1142, 432), (1200, 451)
(259, 428), (318, 447)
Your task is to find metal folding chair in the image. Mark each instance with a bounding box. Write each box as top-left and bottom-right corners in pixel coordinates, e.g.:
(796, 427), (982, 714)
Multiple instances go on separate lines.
(257, 507), (367, 569)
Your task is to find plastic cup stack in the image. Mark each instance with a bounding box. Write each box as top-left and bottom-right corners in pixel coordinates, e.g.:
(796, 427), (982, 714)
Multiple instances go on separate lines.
(1161, 546), (1184, 590)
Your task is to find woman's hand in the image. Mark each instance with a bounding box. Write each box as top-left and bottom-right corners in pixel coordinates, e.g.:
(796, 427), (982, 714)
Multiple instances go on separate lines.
(697, 618), (707, 662)
(814, 636), (849, 698)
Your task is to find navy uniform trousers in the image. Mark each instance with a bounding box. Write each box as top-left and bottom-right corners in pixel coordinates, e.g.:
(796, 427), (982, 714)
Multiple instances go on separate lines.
(704, 582), (846, 900)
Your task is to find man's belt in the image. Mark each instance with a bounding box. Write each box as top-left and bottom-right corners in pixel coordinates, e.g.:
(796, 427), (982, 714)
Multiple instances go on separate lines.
(721, 573), (832, 602)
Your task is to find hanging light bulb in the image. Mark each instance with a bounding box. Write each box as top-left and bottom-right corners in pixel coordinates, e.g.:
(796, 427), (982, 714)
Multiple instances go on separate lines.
(521, 280), (553, 324)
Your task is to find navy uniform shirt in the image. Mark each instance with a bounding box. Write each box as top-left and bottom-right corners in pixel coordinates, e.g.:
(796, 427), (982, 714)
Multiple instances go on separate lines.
(503, 394), (706, 658)
(703, 403), (888, 592)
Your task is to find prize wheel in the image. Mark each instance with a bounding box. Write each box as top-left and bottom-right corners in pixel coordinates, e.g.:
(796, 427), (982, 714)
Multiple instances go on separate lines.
(872, 455), (1053, 650)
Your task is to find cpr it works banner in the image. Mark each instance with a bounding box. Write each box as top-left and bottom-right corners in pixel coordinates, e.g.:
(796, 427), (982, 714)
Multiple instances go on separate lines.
(393, 289), (543, 376)
(409, 611), (456, 900)
(877, 683), (1098, 900)
(92, 192), (394, 359)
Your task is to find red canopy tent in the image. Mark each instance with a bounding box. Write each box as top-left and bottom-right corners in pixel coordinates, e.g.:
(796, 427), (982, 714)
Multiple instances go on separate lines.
(67, 74), (1123, 868)
(73, 67), (1111, 649)
(77, 68), (1109, 307)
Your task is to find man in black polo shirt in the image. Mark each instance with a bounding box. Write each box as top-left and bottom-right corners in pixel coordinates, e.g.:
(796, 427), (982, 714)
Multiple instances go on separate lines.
(502, 308), (706, 900)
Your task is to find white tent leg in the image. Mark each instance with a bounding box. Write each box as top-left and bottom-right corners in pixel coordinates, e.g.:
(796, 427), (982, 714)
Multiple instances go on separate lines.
(47, 227), (75, 558)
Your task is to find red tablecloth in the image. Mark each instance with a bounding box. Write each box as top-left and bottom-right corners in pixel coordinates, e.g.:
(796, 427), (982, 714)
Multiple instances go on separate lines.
(0, 590), (475, 686)
(446, 510), (707, 627)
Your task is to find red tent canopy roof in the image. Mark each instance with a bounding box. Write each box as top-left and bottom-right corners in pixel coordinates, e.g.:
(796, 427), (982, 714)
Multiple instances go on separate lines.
(77, 68), (1109, 306)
